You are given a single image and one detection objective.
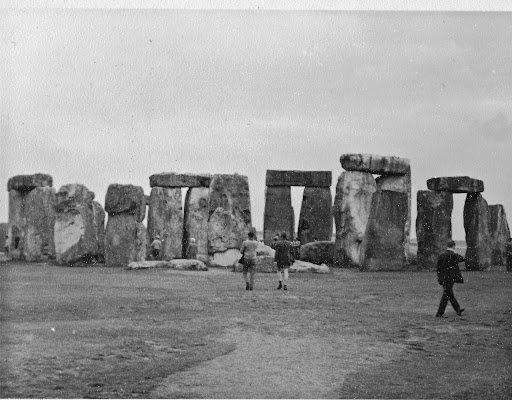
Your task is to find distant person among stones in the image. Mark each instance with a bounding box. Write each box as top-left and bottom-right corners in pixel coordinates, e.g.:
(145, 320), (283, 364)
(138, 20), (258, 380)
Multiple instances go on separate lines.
(436, 240), (465, 318)
(292, 236), (301, 260)
(240, 231), (259, 290)
(186, 238), (198, 260)
(150, 235), (162, 260)
(273, 231), (294, 291)
(506, 238), (512, 272)
(270, 235), (279, 249)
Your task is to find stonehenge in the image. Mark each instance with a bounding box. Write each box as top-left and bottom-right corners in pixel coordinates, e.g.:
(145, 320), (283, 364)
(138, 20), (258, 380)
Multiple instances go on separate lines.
(7, 174), (56, 261)
(488, 205), (510, 265)
(334, 154), (411, 270)
(263, 170), (332, 245)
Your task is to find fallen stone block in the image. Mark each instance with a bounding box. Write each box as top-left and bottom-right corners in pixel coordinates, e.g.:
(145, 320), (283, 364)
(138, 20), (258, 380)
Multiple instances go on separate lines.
(265, 170), (332, 187)
(340, 154), (410, 175)
(290, 260), (330, 273)
(427, 176), (484, 193)
(300, 241), (334, 264)
(126, 259), (208, 271)
(149, 172), (212, 188)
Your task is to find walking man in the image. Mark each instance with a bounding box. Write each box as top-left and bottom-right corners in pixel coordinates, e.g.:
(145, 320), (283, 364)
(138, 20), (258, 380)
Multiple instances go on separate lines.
(240, 231), (259, 290)
(273, 231), (294, 290)
(150, 235), (162, 260)
(436, 240), (465, 318)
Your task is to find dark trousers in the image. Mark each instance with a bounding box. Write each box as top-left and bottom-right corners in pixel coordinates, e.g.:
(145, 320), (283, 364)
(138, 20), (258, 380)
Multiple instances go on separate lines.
(437, 283), (461, 315)
(152, 249), (160, 260)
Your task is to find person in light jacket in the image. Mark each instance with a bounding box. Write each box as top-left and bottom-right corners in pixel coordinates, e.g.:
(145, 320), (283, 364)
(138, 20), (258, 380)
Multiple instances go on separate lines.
(240, 231), (259, 290)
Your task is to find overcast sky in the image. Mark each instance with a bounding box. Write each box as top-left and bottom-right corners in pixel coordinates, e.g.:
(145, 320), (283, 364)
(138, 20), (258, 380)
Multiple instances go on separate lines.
(1, 3), (511, 239)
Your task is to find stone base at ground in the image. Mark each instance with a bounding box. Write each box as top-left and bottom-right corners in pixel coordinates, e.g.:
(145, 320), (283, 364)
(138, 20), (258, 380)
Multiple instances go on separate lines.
(290, 260), (330, 273)
(300, 241), (334, 265)
(126, 259), (208, 271)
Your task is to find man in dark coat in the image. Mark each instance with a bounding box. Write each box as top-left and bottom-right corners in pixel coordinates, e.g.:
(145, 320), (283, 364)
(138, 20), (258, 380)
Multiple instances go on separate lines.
(273, 231), (294, 290)
(436, 240), (465, 318)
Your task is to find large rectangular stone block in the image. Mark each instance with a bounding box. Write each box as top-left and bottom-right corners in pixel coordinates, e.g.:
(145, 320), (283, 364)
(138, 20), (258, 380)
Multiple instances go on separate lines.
(427, 176), (484, 193)
(266, 170), (332, 187)
(150, 173), (212, 188)
(105, 214), (146, 267)
(340, 154), (410, 176)
(183, 187), (210, 257)
(298, 187), (333, 244)
(416, 190), (453, 270)
(263, 186), (295, 245)
(359, 190), (408, 271)
(7, 173), (53, 191)
(464, 193), (492, 270)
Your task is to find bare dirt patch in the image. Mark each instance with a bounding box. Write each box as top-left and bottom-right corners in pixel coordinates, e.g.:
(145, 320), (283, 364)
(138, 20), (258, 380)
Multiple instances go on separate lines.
(1, 261), (511, 398)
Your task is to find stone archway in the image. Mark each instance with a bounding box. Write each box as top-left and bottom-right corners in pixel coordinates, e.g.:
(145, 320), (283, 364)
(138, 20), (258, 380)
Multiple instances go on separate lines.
(263, 170), (332, 245)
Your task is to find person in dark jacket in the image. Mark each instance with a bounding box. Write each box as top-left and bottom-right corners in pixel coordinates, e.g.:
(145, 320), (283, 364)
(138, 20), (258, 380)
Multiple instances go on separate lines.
(273, 231), (294, 290)
(436, 240), (465, 318)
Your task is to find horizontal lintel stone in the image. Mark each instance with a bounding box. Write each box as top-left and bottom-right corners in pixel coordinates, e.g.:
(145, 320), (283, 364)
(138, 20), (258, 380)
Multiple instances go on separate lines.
(7, 174), (53, 191)
(265, 170), (332, 187)
(340, 154), (410, 175)
(427, 176), (484, 193)
(150, 173), (212, 188)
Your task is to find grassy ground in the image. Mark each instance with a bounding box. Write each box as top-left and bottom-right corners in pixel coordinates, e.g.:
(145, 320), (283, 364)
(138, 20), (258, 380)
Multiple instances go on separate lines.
(1, 260), (511, 399)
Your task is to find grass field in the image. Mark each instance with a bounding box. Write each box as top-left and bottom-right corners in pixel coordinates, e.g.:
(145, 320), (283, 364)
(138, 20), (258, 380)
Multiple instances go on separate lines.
(1, 260), (511, 399)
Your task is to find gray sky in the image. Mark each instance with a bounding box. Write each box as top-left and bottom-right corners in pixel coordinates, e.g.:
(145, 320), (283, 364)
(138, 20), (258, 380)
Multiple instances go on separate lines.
(1, 4), (511, 239)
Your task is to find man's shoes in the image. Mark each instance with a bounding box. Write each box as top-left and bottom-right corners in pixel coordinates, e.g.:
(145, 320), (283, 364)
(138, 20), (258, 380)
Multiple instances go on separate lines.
(249, 285), (253, 290)
(277, 282), (282, 290)
(456, 308), (465, 316)
(246, 283), (250, 290)
(436, 314), (447, 318)
(283, 285), (287, 291)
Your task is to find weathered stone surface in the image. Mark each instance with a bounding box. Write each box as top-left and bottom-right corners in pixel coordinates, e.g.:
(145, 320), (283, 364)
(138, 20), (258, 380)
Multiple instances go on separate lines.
(299, 241), (334, 265)
(183, 187), (209, 257)
(359, 190), (408, 271)
(149, 173), (212, 188)
(489, 205), (511, 265)
(105, 214), (146, 267)
(147, 187), (183, 260)
(298, 187), (332, 244)
(0, 223), (7, 250)
(208, 174), (252, 254)
(464, 193), (492, 270)
(105, 184), (146, 222)
(208, 207), (250, 254)
(263, 186), (294, 245)
(7, 173), (53, 191)
(126, 259), (208, 271)
(427, 176), (484, 193)
(340, 154), (410, 176)
(290, 260), (330, 274)
(333, 171), (376, 267)
(416, 190), (453, 270)
(8, 186), (56, 261)
(376, 166), (411, 260)
(54, 184), (98, 264)
(93, 201), (106, 262)
(266, 170), (332, 187)
(211, 248), (243, 268)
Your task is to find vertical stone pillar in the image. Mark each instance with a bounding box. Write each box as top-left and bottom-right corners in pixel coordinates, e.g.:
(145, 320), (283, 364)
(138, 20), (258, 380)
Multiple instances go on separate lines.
(333, 171), (376, 267)
(298, 187), (332, 244)
(147, 187), (183, 260)
(207, 174), (252, 266)
(464, 193), (492, 270)
(54, 184), (98, 264)
(104, 184), (146, 267)
(93, 201), (106, 262)
(7, 174), (56, 261)
(360, 190), (408, 270)
(416, 190), (453, 270)
(376, 166), (411, 260)
(263, 186), (294, 245)
(183, 187), (210, 257)
(488, 205), (510, 266)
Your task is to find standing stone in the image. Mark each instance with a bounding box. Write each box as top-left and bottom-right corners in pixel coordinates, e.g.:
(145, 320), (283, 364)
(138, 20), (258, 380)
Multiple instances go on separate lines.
(416, 191), (453, 270)
(333, 171), (376, 267)
(54, 184), (98, 264)
(105, 184), (147, 267)
(8, 183), (56, 261)
(183, 187), (210, 257)
(263, 186), (294, 245)
(93, 201), (106, 262)
(360, 190), (408, 271)
(208, 174), (252, 262)
(147, 187), (183, 260)
(105, 214), (147, 267)
(464, 193), (492, 270)
(298, 187), (332, 244)
(489, 205), (511, 265)
(376, 166), (411, 260)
